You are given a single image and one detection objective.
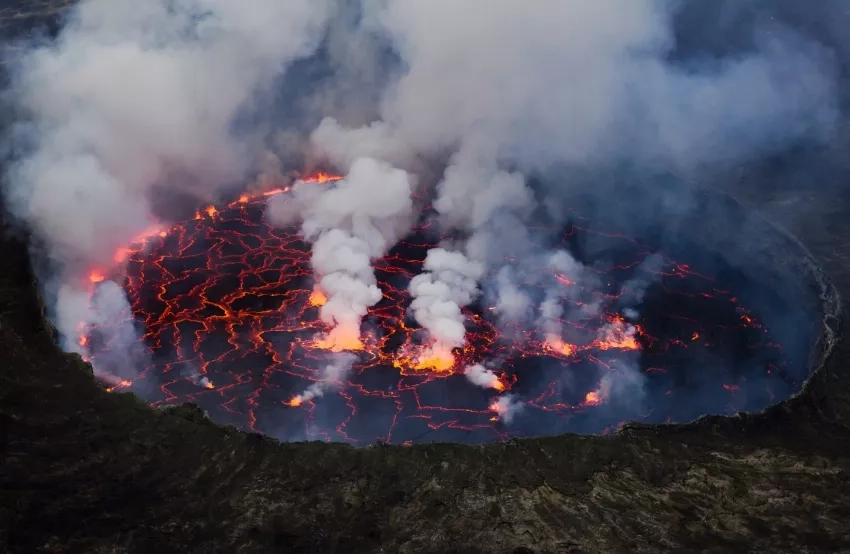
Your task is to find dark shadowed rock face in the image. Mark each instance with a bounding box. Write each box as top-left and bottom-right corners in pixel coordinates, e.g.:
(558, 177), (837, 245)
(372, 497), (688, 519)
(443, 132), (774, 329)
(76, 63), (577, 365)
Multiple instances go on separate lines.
(2, 2), (850, 553)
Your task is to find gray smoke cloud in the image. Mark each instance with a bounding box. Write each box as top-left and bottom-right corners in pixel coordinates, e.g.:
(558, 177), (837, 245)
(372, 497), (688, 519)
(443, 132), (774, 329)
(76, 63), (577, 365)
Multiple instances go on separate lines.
(314, 1), (836, 171)
(1, 0), (842, 414)
(537, 251), (603, 343)
(310, 0), (837, 380)
(3, 0), (334, 376)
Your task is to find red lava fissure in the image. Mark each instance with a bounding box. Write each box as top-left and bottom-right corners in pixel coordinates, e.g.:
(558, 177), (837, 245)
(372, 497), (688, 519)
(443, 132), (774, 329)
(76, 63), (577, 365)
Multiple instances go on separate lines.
(82, 175), (793, 445)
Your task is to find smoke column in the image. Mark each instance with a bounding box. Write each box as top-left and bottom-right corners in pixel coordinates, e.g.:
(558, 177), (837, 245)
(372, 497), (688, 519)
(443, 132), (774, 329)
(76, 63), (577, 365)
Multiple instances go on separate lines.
(266, 157), (413, 351)
(288, 353), (358, 407)
(406, 156), (535, 368)
(406, 248), (485, 369)
(464, 363), (504, 391)
(489, 394), (524, 424)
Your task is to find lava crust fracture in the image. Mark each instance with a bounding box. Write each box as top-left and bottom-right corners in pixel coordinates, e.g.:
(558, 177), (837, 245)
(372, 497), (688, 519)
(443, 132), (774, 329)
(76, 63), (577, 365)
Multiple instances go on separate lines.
(82, 177), (794, 445)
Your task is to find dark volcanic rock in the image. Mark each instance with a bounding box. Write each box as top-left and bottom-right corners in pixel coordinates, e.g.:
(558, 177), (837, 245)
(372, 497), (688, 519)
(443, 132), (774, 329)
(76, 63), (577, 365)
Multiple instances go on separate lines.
(2, 2), (850, 553)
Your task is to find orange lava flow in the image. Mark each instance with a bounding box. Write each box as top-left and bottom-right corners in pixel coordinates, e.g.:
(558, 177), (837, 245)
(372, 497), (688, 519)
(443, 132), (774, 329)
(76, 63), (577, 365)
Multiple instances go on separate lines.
(544, 336), (577, 357)
(312, 328), (365, 352)
(309, 286), (328, 307)
(393, 343), (457, 373)
(78, 172), (792, 445)
(583, 391), (603, 406)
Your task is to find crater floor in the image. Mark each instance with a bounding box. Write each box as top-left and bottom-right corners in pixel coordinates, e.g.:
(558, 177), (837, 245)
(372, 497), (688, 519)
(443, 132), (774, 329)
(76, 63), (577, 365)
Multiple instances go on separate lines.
(84, 189), (808, 446)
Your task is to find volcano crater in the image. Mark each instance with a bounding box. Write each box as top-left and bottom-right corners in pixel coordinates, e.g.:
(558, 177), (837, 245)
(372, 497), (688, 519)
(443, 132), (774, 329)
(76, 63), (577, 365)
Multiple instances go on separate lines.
(83, 181), (829, 446)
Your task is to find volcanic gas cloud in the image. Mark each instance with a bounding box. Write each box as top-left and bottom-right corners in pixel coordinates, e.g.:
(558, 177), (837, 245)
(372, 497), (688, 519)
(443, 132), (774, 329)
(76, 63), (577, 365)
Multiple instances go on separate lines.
(1, 1), (837, 444)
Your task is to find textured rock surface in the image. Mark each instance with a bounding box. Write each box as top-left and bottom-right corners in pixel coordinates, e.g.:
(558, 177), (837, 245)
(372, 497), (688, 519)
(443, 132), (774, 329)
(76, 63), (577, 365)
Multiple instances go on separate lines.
(2, 2), (850, 553)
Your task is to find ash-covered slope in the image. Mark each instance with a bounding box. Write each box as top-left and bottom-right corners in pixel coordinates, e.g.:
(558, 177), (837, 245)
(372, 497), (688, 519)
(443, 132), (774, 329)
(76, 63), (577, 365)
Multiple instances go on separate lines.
(2, 185), (850, 553)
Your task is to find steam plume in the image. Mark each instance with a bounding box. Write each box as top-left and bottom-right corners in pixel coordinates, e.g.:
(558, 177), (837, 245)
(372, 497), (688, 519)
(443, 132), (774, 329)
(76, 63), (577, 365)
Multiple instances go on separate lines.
(315, 1), (835, 172)
(312, 0), (836, 381)
(407, 248), (484, 368)
(266, 157), (413, 350)
(538, 251), (602, 345)
(492, 265), (532, 326)
(464, 363), (503, 391)
(3, 0), (334, 376)
(489, 394), (524, 424)
(289, 353), (358, 406)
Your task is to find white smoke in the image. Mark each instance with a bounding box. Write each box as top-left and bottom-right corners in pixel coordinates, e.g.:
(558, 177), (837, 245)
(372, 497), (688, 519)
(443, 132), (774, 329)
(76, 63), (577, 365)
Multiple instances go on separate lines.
(9, 0), (334, 266)
(464, 363), (502, 390)
(407, 248), (484, 358)
(617, 254), (667, 311)
(596, 319), (639, 349)
(405, 156), (537, 352)
(315, 1), (835, 172)
(310, 231), (382, 347)
(312, 1), (834, 370)
(3, 0), (335, 374)
(53, 283), (97, 356)
(492, 266), (532, 325)
(622, 307), (640, 322)
(311, 118), (408, 172)
(432, 156), (534, 236)
(537, 250), (601, 342)
(177, 353), (214, 390)
(266, 157), (413, 348)
(489, 393), (524, 424)
(77, 280), (146, 380)
(290, 352), (358, 405)
(591, 357), (647, 411)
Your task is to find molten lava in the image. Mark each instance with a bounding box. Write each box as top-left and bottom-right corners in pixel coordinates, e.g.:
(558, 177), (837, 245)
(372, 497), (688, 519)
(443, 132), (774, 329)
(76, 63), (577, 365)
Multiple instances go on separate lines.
(584, 391), (603, 406)
(595, 318), (640, 350)
(545, 336), (577, 357)
(79, 173), (797, 445)
(398, 344), (457, 373)
(312, 326), (365, 352)
(309, 286), (327, 307)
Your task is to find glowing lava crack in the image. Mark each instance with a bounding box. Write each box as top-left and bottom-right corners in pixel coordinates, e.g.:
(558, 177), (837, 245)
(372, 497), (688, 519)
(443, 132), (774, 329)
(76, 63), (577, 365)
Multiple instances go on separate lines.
(79, 174), (797, 445)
